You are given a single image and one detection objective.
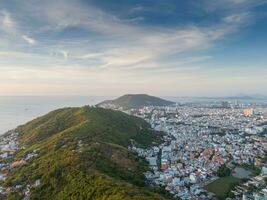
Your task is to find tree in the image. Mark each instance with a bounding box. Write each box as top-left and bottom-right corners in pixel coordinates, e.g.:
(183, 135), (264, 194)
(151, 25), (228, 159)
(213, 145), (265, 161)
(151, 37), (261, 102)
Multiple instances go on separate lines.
(217, 164), (231, 177)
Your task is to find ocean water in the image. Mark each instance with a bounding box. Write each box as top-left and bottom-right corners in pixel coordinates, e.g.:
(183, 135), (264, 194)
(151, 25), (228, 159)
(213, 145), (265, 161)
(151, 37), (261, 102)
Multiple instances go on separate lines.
(0, 95), (265, 135)
(0, 96), (109, 135)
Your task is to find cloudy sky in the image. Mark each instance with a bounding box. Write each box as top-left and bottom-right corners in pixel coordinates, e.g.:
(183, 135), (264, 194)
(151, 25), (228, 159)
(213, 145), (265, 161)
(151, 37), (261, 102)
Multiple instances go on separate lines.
(0, 0), (267, 96)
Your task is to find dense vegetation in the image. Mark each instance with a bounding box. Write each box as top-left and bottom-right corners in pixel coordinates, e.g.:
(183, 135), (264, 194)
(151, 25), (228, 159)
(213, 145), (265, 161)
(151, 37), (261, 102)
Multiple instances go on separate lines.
(5, 106), (173, 200)
(98, 94), (175, 109)
(241, 164), (261, 176)
(217, 164), (231, 177)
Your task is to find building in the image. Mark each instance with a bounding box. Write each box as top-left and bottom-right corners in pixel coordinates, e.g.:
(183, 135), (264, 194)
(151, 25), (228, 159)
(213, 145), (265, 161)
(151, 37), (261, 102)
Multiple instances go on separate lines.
(261, 166), (267, 175)
(222, 101), (231, 109)
(244, 108), (253, 117)
(147, 157), (157, 166)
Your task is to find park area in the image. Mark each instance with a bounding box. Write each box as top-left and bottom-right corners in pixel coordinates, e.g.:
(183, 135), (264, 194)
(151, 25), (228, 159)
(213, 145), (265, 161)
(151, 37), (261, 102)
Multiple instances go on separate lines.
(204, 176), (241, 200)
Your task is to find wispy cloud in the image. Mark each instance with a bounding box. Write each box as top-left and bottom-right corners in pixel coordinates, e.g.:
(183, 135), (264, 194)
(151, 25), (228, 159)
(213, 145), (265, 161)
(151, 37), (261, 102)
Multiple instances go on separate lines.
(22, 35), (36, 45)
(0, 0), (266, 95)
(201, 0), (267, 11)
(223, 12), (252, 24)
(0, 0), (263, 71)
(1, 10), (15, 29)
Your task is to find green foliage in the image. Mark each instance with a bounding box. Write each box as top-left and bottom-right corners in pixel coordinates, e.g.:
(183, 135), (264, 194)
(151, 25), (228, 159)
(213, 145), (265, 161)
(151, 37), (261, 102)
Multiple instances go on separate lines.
(5, 107), (171, 200)
(98, 94), (174, 109)
(217, 164), (231, 177)
(241, 164), (261, 176)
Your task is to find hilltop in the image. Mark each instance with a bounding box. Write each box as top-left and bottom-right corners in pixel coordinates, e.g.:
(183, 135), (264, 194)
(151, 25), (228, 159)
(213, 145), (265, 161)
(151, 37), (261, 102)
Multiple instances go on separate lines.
(3, 106), (174, 200)
(97, 94), (175, 109)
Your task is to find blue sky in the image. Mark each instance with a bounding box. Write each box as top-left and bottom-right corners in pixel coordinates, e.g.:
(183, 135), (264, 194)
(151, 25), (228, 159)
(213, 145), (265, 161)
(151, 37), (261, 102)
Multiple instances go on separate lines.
(0, 0), (266, 96)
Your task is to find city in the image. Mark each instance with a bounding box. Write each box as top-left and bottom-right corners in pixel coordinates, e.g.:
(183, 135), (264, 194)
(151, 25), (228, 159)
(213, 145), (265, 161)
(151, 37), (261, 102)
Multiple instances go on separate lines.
(1, 0), (267, 199)
(106, 100), (267, 199)
(0, 98), (266, 199)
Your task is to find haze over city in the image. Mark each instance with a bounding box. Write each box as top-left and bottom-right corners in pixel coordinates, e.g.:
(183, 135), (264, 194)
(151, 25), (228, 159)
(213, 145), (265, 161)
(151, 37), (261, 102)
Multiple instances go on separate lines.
(0, 0), (267, 96)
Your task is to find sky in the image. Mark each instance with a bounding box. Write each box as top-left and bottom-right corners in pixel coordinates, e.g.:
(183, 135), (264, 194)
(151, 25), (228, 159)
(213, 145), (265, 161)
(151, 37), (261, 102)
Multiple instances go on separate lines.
(0, 0), (267, 97)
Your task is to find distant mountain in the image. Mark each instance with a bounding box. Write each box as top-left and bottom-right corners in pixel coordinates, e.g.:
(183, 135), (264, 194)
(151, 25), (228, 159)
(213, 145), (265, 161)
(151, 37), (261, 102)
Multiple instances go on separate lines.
(198, 94), (267, 101)
(97, 94), (175, 109)
(224, 95), (255, 100)
(222, 93), (267, 100)
(4, 107), (172, 200)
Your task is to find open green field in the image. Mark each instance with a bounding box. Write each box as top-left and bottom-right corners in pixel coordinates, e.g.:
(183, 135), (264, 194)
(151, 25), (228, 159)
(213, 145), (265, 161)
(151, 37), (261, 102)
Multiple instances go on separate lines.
(204, 176), (241, 200)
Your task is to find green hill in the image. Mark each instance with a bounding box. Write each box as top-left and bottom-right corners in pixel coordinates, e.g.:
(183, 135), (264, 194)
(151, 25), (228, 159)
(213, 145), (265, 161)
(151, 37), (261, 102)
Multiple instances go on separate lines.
(4, 106), (174, 200)
(97, 94), (175, 109)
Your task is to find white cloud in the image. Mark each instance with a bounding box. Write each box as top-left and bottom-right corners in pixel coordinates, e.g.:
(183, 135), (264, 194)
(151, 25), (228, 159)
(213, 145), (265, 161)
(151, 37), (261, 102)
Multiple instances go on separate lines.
(223, 12), (252, 24)
(46, 2), (250, 68)
(50, 50), (69, 60)
(0, 10), (15, 30)
(59, 50), (69, 60)
(0, 0), (259, 71)
(0, 10), (38, 48)
(2, 12), (14, 28)
(0, 0), (266, 95)
(3, 0), (255, 67)
(198, 0), (267, 16)
(22, 35), (36, 45)
(229, 0), (267, 6)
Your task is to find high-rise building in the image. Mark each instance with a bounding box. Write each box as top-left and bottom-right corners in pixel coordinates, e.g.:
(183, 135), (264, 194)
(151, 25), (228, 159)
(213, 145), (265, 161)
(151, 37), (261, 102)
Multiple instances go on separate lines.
(222, 101), (231, 108)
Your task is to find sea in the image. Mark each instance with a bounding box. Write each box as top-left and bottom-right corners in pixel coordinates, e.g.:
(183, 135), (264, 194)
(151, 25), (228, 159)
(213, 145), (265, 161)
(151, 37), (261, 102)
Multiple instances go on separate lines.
(0, 96), (110, 135)
(0, 96), (266, 135)
(0, 95), (192, 135)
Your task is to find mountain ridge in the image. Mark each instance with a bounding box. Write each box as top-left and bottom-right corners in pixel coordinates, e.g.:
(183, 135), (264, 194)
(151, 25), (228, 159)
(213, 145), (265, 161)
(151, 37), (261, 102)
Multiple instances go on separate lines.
(2, 106), (174, 200)
(97, 94), (175, 109)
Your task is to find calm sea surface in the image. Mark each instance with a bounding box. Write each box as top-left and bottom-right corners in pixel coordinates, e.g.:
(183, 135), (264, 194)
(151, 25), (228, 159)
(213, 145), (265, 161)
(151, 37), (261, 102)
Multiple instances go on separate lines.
(0, 96), (265, 135)
(0, 96), (110, 135)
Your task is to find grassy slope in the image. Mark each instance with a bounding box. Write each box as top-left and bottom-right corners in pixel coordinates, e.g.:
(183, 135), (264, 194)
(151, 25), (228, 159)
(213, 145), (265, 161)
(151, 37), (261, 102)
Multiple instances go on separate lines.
(5, 107), (171, 200)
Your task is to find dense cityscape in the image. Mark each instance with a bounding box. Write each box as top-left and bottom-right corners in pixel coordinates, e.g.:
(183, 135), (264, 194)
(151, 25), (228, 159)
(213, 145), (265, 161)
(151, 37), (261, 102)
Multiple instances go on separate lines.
(0, 98), (266, 199)
(1, 0), (267, 199)
(120, 101), (266, 199)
